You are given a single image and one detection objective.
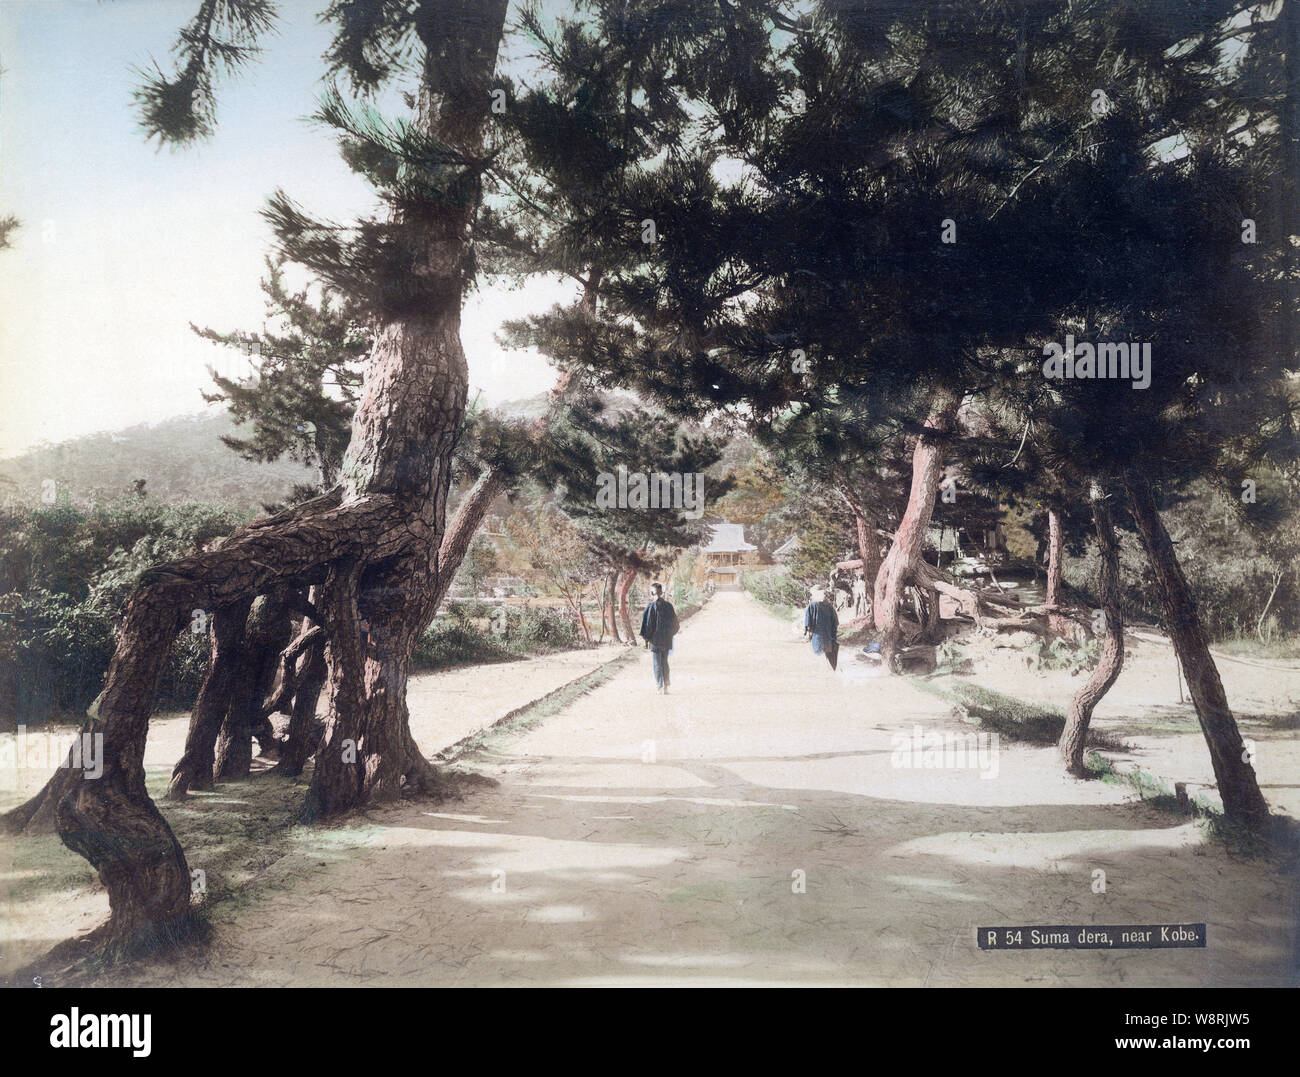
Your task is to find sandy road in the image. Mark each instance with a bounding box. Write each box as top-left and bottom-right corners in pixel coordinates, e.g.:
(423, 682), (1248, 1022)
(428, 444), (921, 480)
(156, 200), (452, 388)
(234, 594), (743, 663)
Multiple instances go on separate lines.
(49, 591), (1300, 986)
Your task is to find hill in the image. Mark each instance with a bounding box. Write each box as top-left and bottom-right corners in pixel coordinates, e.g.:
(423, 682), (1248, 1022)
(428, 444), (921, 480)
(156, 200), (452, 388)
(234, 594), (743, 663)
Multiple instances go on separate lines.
(0, 411), (318, 510)
(0, 388), (749, 512)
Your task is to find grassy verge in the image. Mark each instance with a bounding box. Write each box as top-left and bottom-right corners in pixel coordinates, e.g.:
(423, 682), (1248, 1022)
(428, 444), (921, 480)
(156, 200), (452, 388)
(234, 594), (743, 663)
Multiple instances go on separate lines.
(1083, 750), (1290, 856)
(916, 678), (1065, 745)
(439, 649), (639, 763)
(1210, 635), (1300, 662)
(916, 677), (1132, 752)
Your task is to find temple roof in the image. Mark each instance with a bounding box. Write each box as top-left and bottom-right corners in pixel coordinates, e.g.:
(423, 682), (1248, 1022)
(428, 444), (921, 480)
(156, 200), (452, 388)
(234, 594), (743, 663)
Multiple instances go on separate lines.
(702, 521), (758, 553)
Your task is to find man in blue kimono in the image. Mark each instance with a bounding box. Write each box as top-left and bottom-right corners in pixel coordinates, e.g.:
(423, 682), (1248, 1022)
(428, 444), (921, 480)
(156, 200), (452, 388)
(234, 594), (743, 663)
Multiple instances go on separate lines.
(804, 586), (839, 670)
(640, 582), (680, 694)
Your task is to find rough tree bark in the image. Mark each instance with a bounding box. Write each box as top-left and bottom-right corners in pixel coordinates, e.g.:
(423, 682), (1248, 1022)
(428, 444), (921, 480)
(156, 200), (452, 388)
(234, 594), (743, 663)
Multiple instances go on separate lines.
(603, 568), (622, 642)
(275, 621), (328, 777)
(1044, 507), (1064, 610)
(617, 563), (639, 643)
(873, 390), (961, 669)
(1058, 487), (1123, 776)
(841, 488), (880, 628)
(1123, 471), (1271, 825)
(2, 0), (513, 953)
(305, 1), (512, 820)
(167, 598), (253, 799)
(214, 588), (292, 780)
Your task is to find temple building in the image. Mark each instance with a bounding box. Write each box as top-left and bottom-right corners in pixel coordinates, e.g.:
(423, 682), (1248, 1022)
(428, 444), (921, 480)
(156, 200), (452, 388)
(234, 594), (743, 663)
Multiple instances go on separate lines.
(695, 520), (761, 589)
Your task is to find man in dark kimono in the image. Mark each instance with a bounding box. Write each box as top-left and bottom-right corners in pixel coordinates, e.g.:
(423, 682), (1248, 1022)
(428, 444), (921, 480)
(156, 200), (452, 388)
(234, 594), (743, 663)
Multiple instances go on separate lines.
(804, 586), (839, 670)
(640, 582), (680, 694)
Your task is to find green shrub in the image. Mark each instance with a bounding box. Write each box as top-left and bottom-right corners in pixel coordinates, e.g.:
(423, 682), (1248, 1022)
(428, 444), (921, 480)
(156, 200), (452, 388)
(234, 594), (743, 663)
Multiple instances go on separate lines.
(742, 569), (805, 614)
(673, 577), (703, 614)
(0, 588), (210, 724)
(412, 605), (580, 673)
(508, 606), (579, 650)
(1037, 636), (1101, 673)
(412, 619), (513, 670)
(0, 499), (250, 724)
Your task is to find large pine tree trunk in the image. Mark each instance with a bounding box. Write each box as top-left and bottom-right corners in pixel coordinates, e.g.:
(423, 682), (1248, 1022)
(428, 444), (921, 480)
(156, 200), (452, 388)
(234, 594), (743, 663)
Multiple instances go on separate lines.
(306, 3), (511, 817)
(873, 391), (961, 668)
(1123, 472), (1270, 825)
(270, 462), (509, 778)
(1058, 488), (1123, 776)
(56, 586), (201, 956)
(3, 0), (513, 954)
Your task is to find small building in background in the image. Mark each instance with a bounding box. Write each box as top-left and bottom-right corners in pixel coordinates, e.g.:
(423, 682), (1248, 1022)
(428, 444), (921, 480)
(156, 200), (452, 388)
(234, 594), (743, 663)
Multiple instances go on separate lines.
(772, 534), (801, 564)
(695, 520), (761, 590)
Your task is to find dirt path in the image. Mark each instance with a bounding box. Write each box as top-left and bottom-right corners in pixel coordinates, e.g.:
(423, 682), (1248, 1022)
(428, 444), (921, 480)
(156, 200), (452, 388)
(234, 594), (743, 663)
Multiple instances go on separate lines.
(45, 591), (1295, 987)
(0, 646), (621, 980)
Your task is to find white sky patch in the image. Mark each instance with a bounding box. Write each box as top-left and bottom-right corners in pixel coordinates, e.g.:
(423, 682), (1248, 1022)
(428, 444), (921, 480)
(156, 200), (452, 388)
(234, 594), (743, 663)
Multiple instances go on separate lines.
(0, 0), (565, 457)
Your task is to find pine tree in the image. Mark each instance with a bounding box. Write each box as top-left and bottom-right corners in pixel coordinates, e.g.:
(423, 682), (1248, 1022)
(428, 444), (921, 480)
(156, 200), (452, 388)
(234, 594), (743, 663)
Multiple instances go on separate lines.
(556, 0), (1288, 822)
(539, 394), (733, 641)
(3, 0), (516, 954)
(196, 257), (369, 489)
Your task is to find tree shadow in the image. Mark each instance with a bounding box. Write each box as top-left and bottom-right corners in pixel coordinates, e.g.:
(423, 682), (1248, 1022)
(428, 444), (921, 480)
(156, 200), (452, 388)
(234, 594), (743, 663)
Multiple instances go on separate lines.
(22, 738), (1295, 988)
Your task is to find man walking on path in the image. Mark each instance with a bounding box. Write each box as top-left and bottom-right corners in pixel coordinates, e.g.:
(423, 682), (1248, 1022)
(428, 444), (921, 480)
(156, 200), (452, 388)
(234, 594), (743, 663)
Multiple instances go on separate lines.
(640, 582), (681, 694)
(805, 586), (839, 670)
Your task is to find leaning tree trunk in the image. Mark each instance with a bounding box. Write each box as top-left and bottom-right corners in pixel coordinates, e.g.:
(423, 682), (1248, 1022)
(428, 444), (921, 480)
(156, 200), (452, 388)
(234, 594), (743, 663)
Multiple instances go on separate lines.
(3, 0), (514, 954)
(603, 568), (622, 643)
(617, 564), (639, 643)
(842, 487), (881, 628)
(873, 390), (961, 669)
(214, 588), (292, 781)
(1123, 471), (1270, 825)
(276, 624), (328, 777)
(1058, 487), (1124, 776)
(427, 466), (511, 615)
(168, 598), (253, 799)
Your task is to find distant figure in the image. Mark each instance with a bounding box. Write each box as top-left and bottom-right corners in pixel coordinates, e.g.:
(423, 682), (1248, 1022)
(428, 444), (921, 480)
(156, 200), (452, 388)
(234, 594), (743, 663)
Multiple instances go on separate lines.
(640, 582), (681, 694)
(804, 586), (839, 670)
(852, 572), (869, 619)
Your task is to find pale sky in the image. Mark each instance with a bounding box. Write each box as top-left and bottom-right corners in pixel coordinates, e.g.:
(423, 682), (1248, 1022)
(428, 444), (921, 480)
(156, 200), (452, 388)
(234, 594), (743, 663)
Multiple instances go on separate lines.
(0, 0), (568, 458)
